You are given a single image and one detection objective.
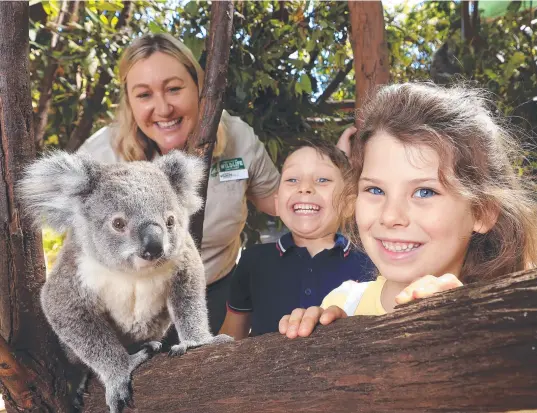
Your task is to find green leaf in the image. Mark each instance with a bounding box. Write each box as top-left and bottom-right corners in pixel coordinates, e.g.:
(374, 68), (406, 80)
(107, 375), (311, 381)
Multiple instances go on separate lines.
(299, 74), (312, 94)
(148, 21), (164, 34)
(267, 139), (279, 162)
(184, 1), (199, 16)
(94, 2), (123, 12)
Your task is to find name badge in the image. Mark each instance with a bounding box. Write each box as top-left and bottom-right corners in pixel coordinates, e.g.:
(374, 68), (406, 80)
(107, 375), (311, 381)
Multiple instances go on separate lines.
(218, 158), (249, 182)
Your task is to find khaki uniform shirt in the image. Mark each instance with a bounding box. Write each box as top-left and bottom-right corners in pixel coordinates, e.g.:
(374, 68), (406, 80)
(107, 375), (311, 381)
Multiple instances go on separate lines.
(79, 111), (280, 284)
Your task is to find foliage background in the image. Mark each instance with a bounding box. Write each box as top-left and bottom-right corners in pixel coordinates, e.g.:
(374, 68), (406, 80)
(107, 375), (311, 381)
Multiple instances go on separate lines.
(30, 0), (537, 267)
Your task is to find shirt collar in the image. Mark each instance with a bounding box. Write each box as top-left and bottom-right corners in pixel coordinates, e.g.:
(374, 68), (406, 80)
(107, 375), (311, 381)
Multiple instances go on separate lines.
(276, 232), (352, 257)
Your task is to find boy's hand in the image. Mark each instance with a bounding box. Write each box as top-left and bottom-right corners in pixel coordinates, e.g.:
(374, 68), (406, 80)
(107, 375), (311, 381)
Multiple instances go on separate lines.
(336, 126), (357, 157)
(395, 273), (463, 305)
(279, 306), (347, 339)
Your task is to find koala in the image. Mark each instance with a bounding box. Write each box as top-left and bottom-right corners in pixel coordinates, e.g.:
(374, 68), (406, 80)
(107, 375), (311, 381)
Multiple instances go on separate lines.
(18, 150), (233, 413)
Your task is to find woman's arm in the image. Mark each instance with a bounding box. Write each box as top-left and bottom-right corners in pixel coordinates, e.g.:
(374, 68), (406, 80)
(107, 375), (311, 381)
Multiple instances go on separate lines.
(248, 191), (278, 216)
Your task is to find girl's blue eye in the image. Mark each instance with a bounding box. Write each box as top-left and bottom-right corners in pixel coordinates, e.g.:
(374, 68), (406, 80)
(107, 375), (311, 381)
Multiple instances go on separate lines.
(367, 187), (384, 195)
(317, 178), (331, 183)
(414, 188), (437, 198)
(285, 178), (297, 183)
(136, 93), (150, 99)
(168, 87), (182, 92)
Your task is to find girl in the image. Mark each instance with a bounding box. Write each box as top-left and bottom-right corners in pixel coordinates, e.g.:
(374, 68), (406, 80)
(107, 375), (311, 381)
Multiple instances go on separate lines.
(280, 82), (537, 338)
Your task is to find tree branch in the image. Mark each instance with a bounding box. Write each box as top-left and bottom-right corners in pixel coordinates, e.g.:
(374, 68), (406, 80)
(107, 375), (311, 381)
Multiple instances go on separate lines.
(315, 59), (353, 105)
(186, 1), (234, 250)
(0, 336), (35, 410)
(1, 3), (74, 411)
(82, 269), (537, 412)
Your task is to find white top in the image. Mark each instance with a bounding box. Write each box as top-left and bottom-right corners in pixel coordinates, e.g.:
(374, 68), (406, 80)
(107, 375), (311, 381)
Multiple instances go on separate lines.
(78, 111), (280, 284)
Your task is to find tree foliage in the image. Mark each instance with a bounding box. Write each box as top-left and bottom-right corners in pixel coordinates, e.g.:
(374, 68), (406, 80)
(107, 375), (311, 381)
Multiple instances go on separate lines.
(29, 0), (537, 255)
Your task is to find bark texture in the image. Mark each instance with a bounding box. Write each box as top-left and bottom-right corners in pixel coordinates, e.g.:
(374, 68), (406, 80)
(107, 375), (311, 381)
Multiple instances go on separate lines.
(0, 3), (72, 412)
(83, 269), (537, 413)
(186, 1), (234, 249)
(348, 0), (390, 111)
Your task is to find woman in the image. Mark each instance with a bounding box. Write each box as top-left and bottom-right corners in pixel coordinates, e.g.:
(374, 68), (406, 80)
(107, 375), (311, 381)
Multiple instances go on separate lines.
(79, 33), (280, 334)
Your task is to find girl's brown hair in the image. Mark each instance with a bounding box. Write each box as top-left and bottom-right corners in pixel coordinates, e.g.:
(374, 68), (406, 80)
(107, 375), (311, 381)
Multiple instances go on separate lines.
(343, 82), (537, 282)
(114, 33), (227, 161)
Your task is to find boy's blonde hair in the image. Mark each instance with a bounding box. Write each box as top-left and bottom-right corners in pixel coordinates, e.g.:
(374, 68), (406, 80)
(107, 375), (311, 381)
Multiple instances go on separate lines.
(343, 82), (537, 282)
(114, 33), (227, 161)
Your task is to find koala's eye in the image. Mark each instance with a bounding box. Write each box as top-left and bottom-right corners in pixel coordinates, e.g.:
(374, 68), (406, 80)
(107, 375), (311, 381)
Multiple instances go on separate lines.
(166, 216), (175, 228)
(112, 217), (127, 232)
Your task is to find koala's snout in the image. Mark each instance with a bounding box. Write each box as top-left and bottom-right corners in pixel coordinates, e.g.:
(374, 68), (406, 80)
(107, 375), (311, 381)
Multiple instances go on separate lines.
(139, 223), (164, 261)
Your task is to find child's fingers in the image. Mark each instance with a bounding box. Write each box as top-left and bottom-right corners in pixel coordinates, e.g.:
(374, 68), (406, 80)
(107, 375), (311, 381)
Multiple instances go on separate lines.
(297, 306), (325, 337)
(284, 308), (307, 339)
(279, 314), (291, 335)
(336, 126), (358, 156)
(319, 305), (347, 325)
(395, 274), (435, 304)
(438, 273), (464, 289)
(412, 273), (463, 300)
(396, 274), (464, 304)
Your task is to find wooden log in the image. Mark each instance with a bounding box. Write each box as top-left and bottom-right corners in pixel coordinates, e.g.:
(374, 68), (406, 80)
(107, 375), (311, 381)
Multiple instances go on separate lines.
(82, 269), (537, 413)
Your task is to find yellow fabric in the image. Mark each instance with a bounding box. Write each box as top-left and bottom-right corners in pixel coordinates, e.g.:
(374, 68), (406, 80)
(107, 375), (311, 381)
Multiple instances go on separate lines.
(321, 276), (387, 316)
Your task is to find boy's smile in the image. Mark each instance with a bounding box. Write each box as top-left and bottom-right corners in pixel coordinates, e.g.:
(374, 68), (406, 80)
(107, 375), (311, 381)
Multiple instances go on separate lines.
(356, 132), (490, 284)
(276, 147), (343, 241)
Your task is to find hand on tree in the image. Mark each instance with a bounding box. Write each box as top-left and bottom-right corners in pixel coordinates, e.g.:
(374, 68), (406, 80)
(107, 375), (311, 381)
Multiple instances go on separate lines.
(336, 126), (357, 157)
(395, 273), (463, 305)
(279, 305), (347, 339)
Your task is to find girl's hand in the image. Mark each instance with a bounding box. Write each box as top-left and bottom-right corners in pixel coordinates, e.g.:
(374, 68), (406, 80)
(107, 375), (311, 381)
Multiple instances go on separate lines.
(395, 273), (463, 305)
(279, 306), (347, 339)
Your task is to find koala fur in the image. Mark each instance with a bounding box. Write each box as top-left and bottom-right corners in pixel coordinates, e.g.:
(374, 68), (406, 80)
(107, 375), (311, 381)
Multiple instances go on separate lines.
(18, 150), (232, 413)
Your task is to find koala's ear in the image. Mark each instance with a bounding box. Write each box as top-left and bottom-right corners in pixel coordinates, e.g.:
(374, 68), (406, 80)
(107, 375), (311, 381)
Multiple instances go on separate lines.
(155, 150), (205, 215)
(17, 151), (100, 233)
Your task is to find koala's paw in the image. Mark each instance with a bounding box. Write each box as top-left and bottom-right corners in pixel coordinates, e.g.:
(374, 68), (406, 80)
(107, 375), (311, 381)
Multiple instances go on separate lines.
(104, 375), (134, 413)
(141, 340), (163, 354)
(128, 344), (157, 371)
(168, 334), (234, 357)
(208, 334), (234, 345)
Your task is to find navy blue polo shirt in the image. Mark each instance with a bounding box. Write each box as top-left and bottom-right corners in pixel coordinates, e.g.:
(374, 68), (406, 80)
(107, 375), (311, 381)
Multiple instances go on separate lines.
(227, 232), (376, 336)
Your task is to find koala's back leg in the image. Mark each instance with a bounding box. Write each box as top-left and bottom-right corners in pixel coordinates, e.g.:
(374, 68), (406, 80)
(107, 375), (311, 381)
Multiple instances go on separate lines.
(72, 369), (92, 412)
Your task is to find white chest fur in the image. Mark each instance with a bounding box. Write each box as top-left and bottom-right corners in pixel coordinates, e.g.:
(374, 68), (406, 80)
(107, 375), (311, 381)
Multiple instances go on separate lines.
(78, 256), (176, 337)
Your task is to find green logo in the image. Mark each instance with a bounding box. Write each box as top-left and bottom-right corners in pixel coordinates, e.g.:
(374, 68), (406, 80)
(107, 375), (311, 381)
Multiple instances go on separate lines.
(219, 158), (245, 172)
(210, 164), (218, 178)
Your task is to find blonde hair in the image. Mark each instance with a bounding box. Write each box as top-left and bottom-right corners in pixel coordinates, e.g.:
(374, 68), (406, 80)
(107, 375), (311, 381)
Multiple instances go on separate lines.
(343, 82), (537, 283)
(113, 33), (227, 161)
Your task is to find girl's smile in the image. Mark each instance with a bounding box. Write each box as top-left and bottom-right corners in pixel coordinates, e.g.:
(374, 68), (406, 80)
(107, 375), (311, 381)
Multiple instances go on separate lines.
(356, 131), (489, 285)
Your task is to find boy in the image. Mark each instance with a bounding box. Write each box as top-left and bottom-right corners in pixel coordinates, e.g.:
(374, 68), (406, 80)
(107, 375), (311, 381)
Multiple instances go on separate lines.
(219, 139), (375, 338)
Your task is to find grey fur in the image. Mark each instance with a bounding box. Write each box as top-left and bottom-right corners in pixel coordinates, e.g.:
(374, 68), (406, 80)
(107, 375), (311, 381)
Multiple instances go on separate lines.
(18, 150), (233, 413)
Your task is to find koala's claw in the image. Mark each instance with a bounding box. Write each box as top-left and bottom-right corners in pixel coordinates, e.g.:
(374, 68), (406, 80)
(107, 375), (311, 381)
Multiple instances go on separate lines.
(105, 375), (134, 413)
(141, 340), (163, 354)
(168, 334), (234, 357)
(210, 334), (234, 345)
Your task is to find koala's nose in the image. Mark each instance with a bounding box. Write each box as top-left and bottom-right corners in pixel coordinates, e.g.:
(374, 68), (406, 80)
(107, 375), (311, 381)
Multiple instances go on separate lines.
(139, 223), (164, 261)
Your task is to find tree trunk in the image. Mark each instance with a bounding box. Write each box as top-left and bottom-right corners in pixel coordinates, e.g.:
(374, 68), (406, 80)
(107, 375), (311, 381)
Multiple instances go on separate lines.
(81, 268), (537, 412)
(186, 1), (234, 249)
(348, 0), (389, 111)
(64, 1), (133, 153)
(0, 2), (72, 412)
